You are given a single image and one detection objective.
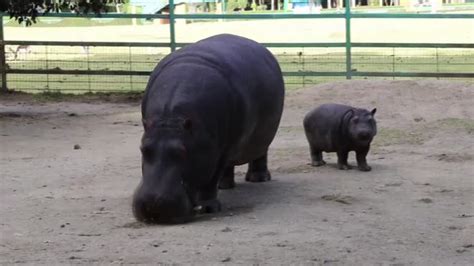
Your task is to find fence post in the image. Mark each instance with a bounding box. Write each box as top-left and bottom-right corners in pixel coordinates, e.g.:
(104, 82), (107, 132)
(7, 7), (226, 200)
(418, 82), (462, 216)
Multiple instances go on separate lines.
(436, 47), (439, 80)
(344, 0), (352, 80)
(169, 0), (177, 52)
(0, 13), (8, 93)
(392, 47), (396, 80)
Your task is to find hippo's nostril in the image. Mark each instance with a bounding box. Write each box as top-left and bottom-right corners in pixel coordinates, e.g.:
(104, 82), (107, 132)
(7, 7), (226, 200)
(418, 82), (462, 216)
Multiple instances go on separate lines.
(132, 190), (195, 224)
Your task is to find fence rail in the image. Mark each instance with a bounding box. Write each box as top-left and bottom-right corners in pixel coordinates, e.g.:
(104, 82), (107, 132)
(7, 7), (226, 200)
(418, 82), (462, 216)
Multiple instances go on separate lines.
(1, 0), (474, 93)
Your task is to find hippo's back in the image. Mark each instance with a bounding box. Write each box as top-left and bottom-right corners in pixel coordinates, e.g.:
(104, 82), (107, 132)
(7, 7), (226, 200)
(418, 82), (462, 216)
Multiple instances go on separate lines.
(150, 34), (282, 91)
(303, 104), (353, 152)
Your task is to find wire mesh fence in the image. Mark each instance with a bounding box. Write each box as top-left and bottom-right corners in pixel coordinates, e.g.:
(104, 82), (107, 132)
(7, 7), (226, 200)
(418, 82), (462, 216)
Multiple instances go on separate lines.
(4, 43), (473, 92)
(5, 44), (162, 93)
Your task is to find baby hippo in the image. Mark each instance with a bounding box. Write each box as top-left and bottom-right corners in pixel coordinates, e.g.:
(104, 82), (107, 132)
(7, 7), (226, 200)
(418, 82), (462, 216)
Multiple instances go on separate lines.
(303, 104), (377, 171)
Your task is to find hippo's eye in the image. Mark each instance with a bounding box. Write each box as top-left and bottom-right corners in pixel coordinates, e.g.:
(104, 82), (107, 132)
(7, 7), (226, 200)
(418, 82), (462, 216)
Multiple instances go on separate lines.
(352, 117), (359, 124)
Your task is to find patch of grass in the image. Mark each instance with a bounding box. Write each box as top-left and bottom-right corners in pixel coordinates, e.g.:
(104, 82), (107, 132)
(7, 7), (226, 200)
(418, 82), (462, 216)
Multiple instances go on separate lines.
(431, 118), (474, 133)
(5, 90), (143, 103)
(32, 90), (66, 101)
(373, 127), (425, 147)
(373, 119), (474, 148)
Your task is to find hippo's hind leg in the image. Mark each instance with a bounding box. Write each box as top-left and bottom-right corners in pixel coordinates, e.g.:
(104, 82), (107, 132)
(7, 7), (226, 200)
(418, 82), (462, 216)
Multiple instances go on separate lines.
(310, 145), (326, 167)
(337, 150), (352, 170)
(218, 166), (236, 189)
(245, 152), (271, 182)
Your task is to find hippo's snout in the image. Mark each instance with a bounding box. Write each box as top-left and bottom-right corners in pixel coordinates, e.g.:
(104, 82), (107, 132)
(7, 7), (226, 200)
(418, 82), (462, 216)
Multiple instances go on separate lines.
(132, 186), (195, 224)
(358, 131), (372, 141)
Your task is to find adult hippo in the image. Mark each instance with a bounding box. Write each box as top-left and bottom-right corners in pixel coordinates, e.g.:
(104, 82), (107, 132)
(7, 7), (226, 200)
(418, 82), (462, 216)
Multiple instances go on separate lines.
(132, 34), (285, 223)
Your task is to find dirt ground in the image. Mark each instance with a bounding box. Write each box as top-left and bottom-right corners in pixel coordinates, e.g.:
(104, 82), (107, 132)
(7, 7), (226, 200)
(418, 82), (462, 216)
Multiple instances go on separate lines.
(1, 80), (473, 265)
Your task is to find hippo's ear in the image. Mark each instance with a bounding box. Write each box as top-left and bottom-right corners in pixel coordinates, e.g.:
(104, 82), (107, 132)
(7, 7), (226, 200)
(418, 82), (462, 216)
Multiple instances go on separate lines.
(183, 119), (192, 133)
(371, 108), (377, 116)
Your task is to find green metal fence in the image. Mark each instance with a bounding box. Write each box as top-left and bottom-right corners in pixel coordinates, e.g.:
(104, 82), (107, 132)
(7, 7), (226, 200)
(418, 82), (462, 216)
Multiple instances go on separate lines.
(1, 0), (473, 93)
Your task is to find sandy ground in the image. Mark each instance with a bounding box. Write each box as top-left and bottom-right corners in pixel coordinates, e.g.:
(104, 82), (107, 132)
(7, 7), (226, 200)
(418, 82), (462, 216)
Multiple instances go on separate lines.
(1, 80), (473, 265)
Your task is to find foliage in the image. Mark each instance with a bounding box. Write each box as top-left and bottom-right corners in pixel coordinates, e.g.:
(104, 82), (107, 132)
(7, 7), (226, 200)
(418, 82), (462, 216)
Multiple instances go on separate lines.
(226, 0), (249, 11)
(0, 0), (127, 26)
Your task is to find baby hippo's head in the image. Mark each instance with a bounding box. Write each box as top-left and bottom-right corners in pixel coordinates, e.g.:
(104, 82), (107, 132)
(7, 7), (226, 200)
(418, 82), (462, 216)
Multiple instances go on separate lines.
(347, 108), (377, 147)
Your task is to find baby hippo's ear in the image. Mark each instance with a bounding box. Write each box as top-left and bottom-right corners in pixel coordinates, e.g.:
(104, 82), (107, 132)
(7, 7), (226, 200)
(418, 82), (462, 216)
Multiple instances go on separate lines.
(371, 108), (377, 116)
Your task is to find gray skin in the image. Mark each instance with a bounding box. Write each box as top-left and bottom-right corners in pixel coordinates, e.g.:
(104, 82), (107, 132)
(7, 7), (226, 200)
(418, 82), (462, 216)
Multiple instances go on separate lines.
(303, 104), (377, 171)
(132, 34), (285, 224)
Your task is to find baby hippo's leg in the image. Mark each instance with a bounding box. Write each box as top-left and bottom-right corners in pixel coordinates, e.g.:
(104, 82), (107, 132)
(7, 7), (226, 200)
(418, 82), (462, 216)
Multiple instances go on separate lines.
(337, 150), (351, 170)
(356, 147), (372, 171)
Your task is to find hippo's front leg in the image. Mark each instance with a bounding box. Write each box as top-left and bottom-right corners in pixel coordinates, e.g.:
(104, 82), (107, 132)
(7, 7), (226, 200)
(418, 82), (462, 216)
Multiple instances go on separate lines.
(195, 183), (221, 214)
(196, 163), (228, 213)
(245, 152), (271, 182)
(337, 150), (352, 170)
(195, 188), (221, 214)
(356, 147), (372, 171)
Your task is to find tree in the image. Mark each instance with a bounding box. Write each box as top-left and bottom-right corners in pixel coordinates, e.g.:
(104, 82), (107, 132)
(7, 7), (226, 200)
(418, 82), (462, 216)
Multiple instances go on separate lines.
(0, 0), (111, 26)
(226, 0), (250, 12)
